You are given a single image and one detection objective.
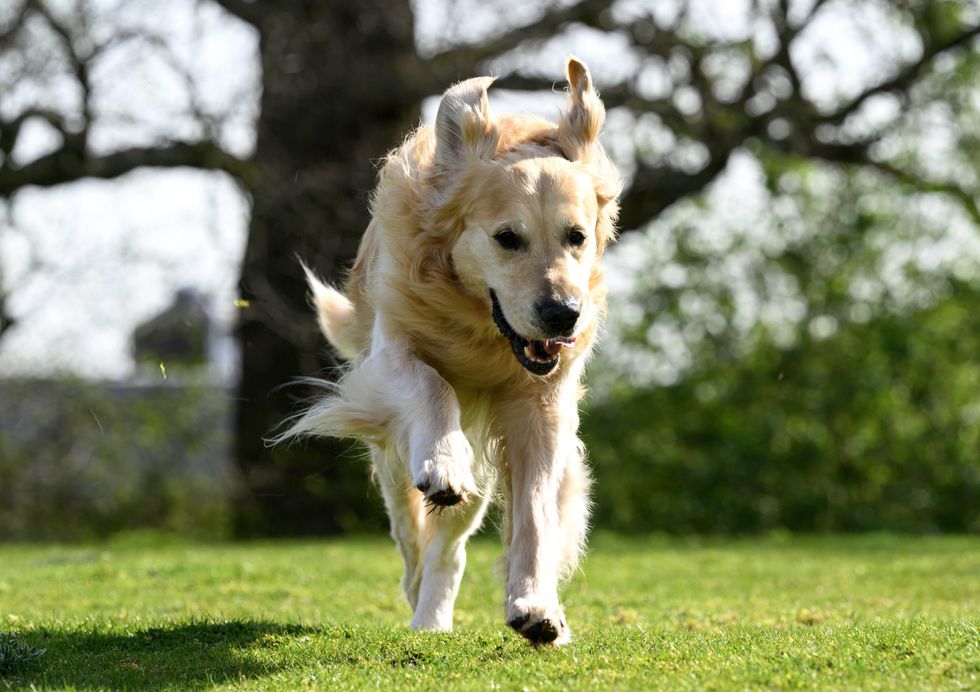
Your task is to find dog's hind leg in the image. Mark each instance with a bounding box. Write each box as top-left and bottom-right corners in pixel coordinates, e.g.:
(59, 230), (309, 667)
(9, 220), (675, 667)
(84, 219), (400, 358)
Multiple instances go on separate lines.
(411, 478), (492, 631)
(373, 445), (425, 610)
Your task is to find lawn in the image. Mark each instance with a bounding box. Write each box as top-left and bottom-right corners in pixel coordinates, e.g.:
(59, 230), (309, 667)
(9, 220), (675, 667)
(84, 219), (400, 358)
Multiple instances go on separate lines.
(0, 533), (977, 689)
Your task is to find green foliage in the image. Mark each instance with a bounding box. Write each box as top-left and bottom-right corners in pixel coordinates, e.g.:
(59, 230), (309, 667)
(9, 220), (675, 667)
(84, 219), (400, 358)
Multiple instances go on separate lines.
(0, 536), (976, 688)
(585, 284), (980, 533)
(0, 380), (233, 540)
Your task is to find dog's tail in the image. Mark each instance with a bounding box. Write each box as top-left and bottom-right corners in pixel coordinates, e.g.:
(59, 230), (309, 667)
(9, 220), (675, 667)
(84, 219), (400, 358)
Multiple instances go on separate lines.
(301, 263), (361, 361)
(268, 368), (391, 447)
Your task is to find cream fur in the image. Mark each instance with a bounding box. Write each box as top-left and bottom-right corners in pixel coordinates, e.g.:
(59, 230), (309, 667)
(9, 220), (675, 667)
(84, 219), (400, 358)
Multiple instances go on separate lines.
(281, 57), (621, 646)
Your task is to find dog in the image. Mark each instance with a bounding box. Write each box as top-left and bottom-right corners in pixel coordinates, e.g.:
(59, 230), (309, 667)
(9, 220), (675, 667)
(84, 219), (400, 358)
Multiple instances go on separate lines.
(281, 57), (621, 645)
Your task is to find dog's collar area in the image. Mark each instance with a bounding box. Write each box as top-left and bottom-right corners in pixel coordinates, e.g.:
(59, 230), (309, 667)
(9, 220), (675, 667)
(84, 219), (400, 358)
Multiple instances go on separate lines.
(490, 290), (575, 376)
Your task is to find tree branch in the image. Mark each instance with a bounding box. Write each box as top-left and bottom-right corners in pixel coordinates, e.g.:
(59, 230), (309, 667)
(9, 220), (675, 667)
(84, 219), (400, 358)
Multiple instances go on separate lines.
(0, 140), (254, 197)
(0, 288), (15, 338)
(425, 0), (613, 84)
(768, 129), (980, 226)
(490, 73), (563, 92)
(839, 154), (979, 226)
(610, 1), (980, 233)
(868, 159), (980, 225)
(28, 0), (94, 147)
(618, 151), (734, 231)
(820, 22), (980, 125)
(0, 1), (29, 50)
(0, 108), (66, 155)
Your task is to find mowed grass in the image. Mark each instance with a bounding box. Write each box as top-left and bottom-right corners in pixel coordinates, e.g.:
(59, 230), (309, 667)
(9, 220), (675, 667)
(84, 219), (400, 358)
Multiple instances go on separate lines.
(0, 534), (977, 689)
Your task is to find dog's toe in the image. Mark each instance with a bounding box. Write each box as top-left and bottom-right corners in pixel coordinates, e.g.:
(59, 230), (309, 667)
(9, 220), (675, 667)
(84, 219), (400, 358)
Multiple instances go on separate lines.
(507, 614), (530, 632)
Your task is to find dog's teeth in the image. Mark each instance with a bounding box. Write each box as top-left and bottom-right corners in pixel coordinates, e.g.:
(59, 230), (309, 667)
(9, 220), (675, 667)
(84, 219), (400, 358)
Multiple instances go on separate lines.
(524, 344), (545, 363)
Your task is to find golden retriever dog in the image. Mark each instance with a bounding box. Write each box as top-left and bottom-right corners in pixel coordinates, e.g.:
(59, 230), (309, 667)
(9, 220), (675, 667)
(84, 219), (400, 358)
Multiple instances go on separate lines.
(281, 57), (621, 645)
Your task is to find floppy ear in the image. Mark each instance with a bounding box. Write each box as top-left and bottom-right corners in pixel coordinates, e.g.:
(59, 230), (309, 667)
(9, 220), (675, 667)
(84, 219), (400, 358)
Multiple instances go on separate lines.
(434, 76), (499, 173)
(558, 57), (606, 162)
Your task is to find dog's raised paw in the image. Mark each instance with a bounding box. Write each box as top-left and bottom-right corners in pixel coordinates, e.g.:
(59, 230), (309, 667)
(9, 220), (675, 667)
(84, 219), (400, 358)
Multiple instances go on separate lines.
(412, 430), (477, 509)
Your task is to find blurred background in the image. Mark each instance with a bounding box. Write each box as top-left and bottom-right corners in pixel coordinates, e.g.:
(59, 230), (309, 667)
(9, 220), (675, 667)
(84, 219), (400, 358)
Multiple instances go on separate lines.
(0, 0), (977, 540)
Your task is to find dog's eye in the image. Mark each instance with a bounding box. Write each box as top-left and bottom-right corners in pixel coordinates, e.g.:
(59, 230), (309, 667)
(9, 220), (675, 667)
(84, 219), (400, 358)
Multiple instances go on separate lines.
(568, 228), (587, 247)
(494, 228), (521, 251)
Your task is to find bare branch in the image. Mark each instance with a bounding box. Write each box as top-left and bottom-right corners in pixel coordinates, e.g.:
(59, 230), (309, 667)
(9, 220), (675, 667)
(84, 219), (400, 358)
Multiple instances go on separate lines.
(610, 1), (980, 233)
(0, 1), (29, 50)
(618, 151), (734, 231)
(99, 31), (222, 139)
(605, 82), (709, 135)
(767, 129), (980, 226)
(425, 0), (613, 84)
(0, 285), (15, 338)
(489, 74), (562, 93)
(820, 22), (980, 125)
(769, 0), (806, 95)
(828, 150), (980, 225)
(868, 160), (980, 226)
(0, 140), (254, 197)
(29, 0), (94, 147)
(0, 108), (66, 155)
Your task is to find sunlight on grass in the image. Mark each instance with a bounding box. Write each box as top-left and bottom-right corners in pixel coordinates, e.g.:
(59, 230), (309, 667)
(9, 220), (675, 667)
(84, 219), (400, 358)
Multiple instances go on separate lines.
(0, 534), (977, 688)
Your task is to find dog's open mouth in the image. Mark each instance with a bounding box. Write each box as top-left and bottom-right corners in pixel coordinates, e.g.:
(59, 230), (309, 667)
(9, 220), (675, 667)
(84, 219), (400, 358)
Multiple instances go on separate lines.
(490, 290), (575, 376)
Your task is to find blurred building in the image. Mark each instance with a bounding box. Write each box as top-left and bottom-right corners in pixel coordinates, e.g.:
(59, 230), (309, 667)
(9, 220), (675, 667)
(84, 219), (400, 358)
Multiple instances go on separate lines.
(132, 288), (239, 385)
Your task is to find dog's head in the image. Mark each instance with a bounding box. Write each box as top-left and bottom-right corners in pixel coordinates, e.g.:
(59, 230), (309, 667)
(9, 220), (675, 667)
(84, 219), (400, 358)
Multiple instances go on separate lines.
(432, 58), (622, 376)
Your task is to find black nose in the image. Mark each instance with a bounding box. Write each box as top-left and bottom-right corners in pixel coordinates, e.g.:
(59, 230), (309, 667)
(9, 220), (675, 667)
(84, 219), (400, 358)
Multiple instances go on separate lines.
(536, 297), (581, 337)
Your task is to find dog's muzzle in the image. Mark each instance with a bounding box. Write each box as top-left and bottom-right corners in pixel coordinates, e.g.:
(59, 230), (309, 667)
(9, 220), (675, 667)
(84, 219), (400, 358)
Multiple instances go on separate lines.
(490, 290), (575, 376)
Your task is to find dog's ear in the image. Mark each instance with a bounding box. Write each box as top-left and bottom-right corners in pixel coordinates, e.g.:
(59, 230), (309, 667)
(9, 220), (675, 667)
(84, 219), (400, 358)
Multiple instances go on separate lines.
(560, 57), (621, 248)
(558, 57), (606, 162)
(434, 76), (498, 174)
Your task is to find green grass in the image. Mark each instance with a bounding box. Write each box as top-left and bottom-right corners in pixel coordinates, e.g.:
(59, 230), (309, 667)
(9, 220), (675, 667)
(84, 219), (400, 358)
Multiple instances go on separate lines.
(0, 534), (977, 689)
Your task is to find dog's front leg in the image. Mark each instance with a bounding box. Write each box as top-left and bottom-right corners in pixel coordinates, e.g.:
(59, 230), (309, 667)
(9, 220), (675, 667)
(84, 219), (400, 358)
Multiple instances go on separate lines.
(379, 340), (477, 506)
(373, 330), (486, 630)
(499, 392), (579, 645)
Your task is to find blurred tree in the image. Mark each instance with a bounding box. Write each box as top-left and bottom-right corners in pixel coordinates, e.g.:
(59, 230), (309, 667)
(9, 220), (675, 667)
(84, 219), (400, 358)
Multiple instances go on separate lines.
(584, 149), (980, 532)
(0, 0), (977, 534)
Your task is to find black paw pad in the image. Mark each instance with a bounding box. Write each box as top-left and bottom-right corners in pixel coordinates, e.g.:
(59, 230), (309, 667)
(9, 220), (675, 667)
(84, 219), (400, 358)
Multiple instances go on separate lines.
(523, 618), (559, 644)
(426, 488), (463, 506)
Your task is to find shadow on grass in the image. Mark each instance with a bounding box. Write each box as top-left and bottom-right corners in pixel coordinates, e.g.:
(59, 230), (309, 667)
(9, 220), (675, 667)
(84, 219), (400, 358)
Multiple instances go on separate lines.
(3, 620), (317, 688)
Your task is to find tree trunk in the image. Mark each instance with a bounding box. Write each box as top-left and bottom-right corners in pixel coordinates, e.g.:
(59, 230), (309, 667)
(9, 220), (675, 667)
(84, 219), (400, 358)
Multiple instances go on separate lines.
(234, 2), (422, 535)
